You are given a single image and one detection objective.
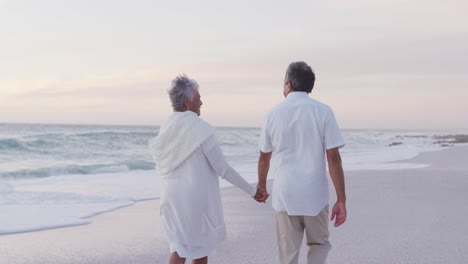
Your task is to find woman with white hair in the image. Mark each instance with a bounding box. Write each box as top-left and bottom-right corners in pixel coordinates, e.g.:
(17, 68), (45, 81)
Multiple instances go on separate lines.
(149, 75), (268, 264)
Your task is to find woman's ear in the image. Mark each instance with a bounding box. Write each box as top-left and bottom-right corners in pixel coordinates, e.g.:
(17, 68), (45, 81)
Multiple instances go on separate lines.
(183, 96), (191, 110)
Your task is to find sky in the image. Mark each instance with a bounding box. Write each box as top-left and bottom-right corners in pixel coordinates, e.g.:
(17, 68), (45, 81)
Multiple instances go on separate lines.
(1, 0), (467, 129)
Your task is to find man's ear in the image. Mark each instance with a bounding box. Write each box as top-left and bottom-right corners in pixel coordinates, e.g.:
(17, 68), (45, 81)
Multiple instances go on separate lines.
(284, 81), (292, 97)
(285, 81), (292, 92)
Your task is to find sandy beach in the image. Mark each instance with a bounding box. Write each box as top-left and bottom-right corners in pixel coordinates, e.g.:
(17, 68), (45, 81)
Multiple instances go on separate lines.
(1, 145), (467, 264)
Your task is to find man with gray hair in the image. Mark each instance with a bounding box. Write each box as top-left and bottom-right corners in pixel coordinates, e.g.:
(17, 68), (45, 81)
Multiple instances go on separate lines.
(256, 62), (347, 264)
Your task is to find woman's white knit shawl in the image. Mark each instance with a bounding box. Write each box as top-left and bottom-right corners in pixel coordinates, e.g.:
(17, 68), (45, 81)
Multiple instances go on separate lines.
(149, 111), (215, 174)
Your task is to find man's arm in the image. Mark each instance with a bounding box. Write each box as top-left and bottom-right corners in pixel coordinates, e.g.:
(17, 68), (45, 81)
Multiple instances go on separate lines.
(326, 147), (347, 227)
(257, 151), (272, 202)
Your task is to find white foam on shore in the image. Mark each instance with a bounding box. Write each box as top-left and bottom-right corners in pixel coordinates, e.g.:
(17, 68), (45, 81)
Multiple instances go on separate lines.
(2, 128), (464, 236)
(0, 163), (264, 235)
(0, 171), (158, 235)
(0, 150), (427, 236)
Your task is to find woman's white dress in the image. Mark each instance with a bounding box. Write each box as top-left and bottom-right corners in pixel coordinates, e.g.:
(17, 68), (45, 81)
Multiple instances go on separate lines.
(150, 112), (256, 259)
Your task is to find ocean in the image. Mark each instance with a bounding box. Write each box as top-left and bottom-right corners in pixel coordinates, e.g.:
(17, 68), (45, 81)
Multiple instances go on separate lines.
(0, 123), (467, 235)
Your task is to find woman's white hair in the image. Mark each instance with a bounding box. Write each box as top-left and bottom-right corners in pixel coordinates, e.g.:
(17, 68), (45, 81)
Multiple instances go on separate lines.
(168, 74), (199, 111)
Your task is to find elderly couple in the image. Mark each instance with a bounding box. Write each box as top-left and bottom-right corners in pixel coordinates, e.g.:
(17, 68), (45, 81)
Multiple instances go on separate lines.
(150, 61), (347, 264)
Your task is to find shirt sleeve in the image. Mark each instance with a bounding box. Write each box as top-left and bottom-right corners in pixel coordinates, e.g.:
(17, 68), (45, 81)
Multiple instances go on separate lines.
(202, 136), (257, 196)
(258, 114), (273, 153)
(324, 109), (345, 150)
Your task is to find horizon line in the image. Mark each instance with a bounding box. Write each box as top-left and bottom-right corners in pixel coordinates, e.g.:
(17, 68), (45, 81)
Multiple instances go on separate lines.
(1, 121), (467, 132)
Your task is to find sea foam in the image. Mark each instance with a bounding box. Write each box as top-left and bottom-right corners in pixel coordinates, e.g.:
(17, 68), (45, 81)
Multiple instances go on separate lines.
(1, 123), (467, 235)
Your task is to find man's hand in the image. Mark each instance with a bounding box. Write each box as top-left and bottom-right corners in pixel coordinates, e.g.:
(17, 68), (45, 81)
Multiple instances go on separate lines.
(327, 147), (347, 227)
(257, 151), (272, 203)
(330, 201), (347, 227)
(253, 186), (269, 203)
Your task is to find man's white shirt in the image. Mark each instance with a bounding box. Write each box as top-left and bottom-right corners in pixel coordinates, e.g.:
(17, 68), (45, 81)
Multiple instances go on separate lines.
(259, 92), (345, 216)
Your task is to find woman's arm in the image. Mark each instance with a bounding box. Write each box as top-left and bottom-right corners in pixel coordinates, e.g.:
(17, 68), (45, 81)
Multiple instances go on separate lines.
(202, 136), (257, 196)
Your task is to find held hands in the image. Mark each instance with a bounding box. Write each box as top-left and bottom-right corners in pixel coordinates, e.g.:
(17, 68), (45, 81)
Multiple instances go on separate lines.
(253, 185), (269, 203)
(330, 201), (347, 227)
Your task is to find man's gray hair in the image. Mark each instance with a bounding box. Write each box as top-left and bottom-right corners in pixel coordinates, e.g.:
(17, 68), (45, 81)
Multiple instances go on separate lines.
(285, 61), (315, 93)
(168, 74), (199, 111)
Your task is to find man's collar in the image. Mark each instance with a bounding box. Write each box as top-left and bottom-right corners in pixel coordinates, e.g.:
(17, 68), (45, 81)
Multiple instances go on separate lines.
(286, 91), (309, 100)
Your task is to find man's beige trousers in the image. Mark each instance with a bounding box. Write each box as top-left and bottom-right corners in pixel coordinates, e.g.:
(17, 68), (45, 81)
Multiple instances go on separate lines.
(275, 206), (331, 264)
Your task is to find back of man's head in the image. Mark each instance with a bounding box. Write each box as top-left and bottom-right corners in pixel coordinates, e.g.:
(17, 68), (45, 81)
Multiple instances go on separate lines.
(285, 61), (315, 93)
